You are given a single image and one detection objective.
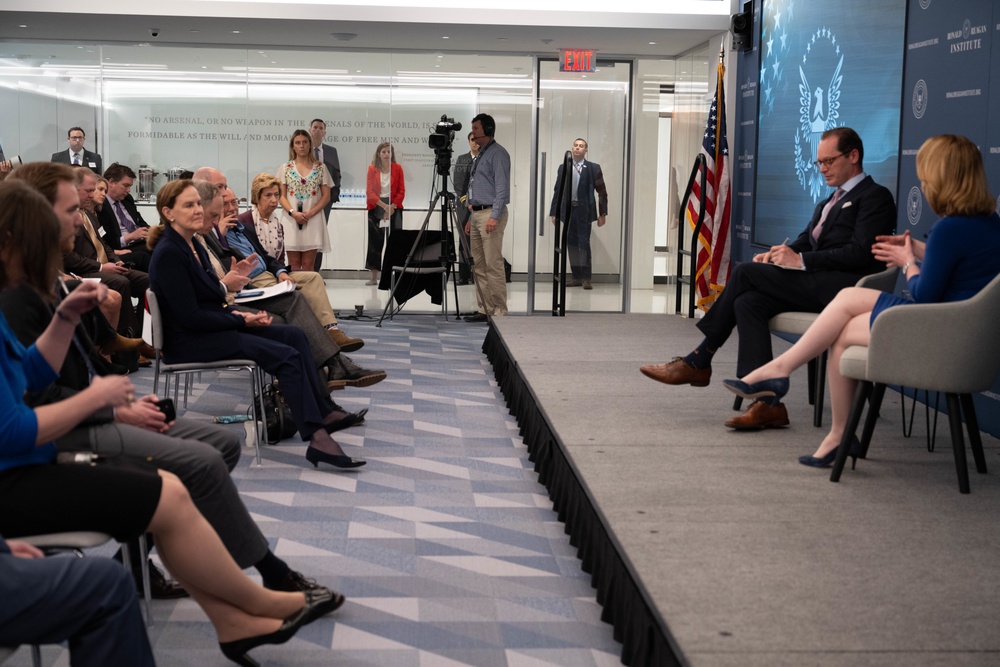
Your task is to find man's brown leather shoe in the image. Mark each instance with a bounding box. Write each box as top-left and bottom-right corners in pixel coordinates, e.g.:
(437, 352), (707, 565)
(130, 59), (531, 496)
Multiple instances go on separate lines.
(724, 400), (790, 430)
(640, 357), (711, 387)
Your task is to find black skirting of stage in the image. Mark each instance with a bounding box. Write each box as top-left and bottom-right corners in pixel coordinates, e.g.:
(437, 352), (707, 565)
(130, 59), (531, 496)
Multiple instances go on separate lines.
(484, 324), (682, 667)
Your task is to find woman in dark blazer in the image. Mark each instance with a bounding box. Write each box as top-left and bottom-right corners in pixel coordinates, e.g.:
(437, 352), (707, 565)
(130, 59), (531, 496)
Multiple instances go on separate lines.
(147, 179), (365, 470)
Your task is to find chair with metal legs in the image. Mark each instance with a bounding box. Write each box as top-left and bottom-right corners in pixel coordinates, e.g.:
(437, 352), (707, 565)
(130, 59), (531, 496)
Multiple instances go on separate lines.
(146, 290), (267, 465)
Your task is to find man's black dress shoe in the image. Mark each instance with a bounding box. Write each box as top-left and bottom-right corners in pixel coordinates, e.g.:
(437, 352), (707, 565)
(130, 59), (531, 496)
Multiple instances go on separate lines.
(139, 561), (189, 599)
(463, 313), (487, 323)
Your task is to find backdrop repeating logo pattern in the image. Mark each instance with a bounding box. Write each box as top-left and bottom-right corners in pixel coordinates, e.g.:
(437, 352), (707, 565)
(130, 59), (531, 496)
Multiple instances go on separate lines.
(906, 186), (923, 226)
(912, 79), (928, 119)
(793, 28), (844, 202)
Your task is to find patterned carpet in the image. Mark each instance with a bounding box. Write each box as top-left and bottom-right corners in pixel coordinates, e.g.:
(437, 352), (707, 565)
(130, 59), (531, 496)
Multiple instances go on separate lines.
(15, 317), (622, 667)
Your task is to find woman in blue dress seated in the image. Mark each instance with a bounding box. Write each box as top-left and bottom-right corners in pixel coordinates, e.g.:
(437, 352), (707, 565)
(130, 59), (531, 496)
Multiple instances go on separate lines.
(722, 134), (1000, 467)
(147, 179), (365, 470)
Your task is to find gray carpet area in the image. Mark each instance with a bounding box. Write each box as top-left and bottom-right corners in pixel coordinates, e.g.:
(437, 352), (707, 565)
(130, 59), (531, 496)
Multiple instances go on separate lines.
(490, 313), (1000, 666)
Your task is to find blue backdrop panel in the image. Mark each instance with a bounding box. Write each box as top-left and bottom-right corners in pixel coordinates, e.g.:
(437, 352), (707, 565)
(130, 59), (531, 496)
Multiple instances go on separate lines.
(731, 0), (762, 264)
(754, 0), (905, 247)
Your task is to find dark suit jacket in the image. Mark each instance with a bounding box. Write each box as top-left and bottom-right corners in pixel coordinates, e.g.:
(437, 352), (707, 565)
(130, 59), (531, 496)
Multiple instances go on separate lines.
(148, 225), (247, 363)
(548, 159), (608, 223)
(51, 148), (102, 175)
(319, 143), (341, 211)
(63, 212), (115, 276)
(788, 175), (896, 276)
(453, 152), (474, 225)
(97, 194), (149, 251)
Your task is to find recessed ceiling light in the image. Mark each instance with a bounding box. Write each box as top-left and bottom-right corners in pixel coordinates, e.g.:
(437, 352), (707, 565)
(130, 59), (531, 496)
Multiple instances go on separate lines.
(18, 24), (27, 28)
(442, 36), (449, 39)
(189, 29), (200, 33)
(648, 41), (656, 45)
(231, 30), (240, 34)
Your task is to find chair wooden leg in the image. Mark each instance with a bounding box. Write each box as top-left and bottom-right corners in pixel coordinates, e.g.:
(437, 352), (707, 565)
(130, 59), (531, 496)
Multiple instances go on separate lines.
(945, 393), (971, 494)
(813, 351), (828, 428)
(858, 383), (887, 459)
(831, 381), (873, 482)
(959, 393), (987, 474)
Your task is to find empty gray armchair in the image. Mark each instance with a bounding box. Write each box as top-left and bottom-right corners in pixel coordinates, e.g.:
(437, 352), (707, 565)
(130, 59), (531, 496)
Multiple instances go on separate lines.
(830, 272), (1000, 493)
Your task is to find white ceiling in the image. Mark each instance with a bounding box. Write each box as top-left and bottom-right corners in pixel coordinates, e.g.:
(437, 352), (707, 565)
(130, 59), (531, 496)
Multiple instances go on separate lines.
(0, 2), (732, 61)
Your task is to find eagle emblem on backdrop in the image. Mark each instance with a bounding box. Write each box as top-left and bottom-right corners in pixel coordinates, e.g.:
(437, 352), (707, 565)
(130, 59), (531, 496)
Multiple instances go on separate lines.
(793, 28), (844, 203)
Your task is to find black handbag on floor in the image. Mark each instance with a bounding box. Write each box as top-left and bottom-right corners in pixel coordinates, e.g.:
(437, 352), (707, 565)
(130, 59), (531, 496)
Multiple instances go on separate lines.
(262, 382), (297, 444)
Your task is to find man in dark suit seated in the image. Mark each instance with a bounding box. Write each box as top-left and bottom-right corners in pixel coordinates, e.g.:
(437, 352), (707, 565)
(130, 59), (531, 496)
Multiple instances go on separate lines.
(96, 162), (151, 270)
(640, 127), (896, 429)
(50, 126), (102, 174)
(0, 536), (154, 665)
(64, 168), (150, 339)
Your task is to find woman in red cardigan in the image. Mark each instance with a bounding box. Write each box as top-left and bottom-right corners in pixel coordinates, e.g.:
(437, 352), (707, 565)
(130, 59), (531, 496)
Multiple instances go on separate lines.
(365, 142), (404, 285)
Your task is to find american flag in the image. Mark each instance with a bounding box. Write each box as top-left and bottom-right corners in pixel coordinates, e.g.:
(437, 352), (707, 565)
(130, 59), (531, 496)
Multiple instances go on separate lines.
(686, 57), (732, 311)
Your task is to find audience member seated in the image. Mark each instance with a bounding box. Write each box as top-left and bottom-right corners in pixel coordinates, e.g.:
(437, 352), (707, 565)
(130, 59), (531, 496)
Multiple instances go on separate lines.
(4, 161), (344, 599)
(147, 180), (367, 471)
(97, 162), (152, 270)
(0, 179), (340, 666)
(723, 134), (1000, 468)
(0, 535), (154, 665)
(57, 167), (152, 358)
(189, 180), (381, 394)
(194, 166), (365, 353)
(640, 127), (896, 430)
(14, 164), (150, 340)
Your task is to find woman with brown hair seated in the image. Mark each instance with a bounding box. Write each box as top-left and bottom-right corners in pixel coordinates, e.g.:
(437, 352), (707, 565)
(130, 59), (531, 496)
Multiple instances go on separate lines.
(147, 179), (366, 470)
(0, 179), (338, 666)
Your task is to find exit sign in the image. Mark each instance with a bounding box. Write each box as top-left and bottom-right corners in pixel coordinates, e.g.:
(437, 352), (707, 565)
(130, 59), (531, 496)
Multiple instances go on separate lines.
(560, 49), (596, 73)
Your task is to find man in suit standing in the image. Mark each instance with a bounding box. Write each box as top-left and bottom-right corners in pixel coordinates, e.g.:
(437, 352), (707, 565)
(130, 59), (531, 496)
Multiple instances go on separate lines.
(96, 162), (151, 268)
(640, 127), (896, 429)
(309, 118), (342, 271)
(452, 131), (479, 285)
(549, 138), (608, 290)
(51, 127), (102, 175)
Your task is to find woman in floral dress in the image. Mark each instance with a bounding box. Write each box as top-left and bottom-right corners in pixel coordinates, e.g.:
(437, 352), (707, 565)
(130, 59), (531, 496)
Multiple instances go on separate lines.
(277, 130), (332, 271)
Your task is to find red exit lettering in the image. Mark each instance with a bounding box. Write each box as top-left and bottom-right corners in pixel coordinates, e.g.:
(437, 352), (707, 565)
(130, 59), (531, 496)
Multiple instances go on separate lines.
(559, 49), (596, 73)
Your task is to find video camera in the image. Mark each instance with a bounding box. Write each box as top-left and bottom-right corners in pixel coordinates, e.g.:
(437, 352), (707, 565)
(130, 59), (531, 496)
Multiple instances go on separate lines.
(428, 115), (462, 151)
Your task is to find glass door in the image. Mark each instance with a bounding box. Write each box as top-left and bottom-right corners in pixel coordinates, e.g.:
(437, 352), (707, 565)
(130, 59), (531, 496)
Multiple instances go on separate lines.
(531, 58), (631, 313)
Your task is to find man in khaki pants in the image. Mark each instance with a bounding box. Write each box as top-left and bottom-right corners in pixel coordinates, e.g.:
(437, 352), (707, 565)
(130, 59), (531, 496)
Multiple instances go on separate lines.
(463, 113), (511, 321)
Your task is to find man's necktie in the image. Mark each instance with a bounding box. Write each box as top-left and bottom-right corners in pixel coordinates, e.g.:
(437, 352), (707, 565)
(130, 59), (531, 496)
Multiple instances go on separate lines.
(812, 188), (844, 240)
(114, 200), (137, 233)
(72, 153), (80, 166)
(314, 147), (321, 162)
(83, 213), (109, 264)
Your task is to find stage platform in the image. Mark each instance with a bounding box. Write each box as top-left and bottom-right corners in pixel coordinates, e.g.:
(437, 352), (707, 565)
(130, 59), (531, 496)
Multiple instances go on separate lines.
(484, 313), (1000, 667)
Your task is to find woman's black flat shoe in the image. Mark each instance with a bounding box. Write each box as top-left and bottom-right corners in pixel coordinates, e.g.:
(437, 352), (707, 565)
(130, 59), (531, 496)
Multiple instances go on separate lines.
(219, 603), (311, 666)
(306, 445), (366, 469)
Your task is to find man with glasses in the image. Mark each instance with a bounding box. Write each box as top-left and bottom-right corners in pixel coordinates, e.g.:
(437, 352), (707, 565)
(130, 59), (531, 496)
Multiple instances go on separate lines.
(96, 162), (151, 270)
(51, 127), (102, 175)
(640, 127), (895, 429)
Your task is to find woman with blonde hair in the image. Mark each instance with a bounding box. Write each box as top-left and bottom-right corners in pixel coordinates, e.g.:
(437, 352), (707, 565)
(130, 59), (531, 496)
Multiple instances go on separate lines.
(365, 142), (405, 285)
(247, 172), (286, 264)
(276, 130), (332, 272)
(723, 134), (1000, 467)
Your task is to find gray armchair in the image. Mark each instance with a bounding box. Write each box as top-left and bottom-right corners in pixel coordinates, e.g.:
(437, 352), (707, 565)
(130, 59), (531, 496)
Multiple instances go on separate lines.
(830, 272), (1000, 493)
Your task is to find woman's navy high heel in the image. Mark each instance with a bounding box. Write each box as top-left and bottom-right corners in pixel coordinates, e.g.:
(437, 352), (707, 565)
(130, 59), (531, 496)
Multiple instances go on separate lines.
(722, 377), (790, 402)
(305, 445), (366, 469)
(219, 603), (311, 666)
(798, 436), (861, 469)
